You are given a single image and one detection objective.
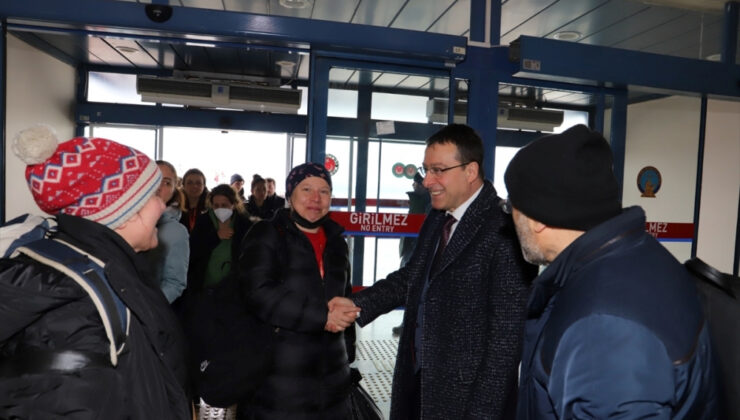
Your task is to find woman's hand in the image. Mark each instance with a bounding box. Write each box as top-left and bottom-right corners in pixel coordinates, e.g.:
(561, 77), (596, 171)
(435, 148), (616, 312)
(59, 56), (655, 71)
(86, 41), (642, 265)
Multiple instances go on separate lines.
(325, 297), (361, 333)
(217, 221), (234, 240)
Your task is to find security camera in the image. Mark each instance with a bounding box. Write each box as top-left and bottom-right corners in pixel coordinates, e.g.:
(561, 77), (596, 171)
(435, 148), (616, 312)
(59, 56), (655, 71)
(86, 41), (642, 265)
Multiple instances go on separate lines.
(145, 5), (173, 23)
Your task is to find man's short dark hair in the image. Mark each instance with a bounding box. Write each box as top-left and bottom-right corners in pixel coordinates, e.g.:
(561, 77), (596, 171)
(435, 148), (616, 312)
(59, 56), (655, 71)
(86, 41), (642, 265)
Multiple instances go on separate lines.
(426, 124), (484, 179)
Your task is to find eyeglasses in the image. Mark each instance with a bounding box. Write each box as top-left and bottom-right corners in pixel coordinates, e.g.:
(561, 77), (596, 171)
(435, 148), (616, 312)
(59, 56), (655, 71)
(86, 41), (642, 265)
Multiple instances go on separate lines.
(418, 162), (470, 177)
(500, 199), (512, 214)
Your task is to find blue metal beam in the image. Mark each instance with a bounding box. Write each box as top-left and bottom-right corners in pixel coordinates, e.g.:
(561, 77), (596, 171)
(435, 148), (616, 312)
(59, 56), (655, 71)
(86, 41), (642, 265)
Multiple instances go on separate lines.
(490, 0), (501, 45)
(735, 188), (740, 277)
(510, 35), (740, 99)
(593, 94), (605, 134)
(1, 21), (6, 224)
(722, 1), (739, 65)
(0, 0), (466, 64)
(455, 46), (500, 180)
(692, 96), (708, 258)
(610, 92), (628, 198)
(307, 54), (329, 165)
(470, 0), (486, 43)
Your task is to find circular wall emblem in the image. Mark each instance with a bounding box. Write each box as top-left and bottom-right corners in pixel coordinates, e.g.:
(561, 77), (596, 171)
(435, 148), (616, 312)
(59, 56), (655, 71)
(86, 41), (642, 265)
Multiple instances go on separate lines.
(392, 162), (405, 178)
(637, 166), (661, 197)
(404, 164), (417, 179)
(324, 154), (339, 175)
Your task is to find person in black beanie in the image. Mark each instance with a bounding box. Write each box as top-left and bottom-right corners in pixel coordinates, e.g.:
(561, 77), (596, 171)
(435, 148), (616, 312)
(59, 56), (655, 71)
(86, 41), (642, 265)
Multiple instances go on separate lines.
(505, 124), (718, 419)
(237, 161), (359, 419)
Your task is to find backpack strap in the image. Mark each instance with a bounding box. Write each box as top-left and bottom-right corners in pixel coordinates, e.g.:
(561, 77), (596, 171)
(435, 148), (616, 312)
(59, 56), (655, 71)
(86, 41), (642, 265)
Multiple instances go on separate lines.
(0, 214), (56, 258)
(13, 239), (129, 366)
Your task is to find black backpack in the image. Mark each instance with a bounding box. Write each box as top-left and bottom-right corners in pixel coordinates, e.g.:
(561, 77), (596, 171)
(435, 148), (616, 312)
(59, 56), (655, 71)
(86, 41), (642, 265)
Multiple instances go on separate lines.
(685, 257), (740, 420)
(1, 214), (128, 367)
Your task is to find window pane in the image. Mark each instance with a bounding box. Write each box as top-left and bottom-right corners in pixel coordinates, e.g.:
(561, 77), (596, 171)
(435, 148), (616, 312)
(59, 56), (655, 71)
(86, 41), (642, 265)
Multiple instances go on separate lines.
(371, 93), (429, 123)
(90, 125), (156, 158)
(162, 127), (290, 196)
(328, 89), (358, 118)
(88, 72), (150, 105)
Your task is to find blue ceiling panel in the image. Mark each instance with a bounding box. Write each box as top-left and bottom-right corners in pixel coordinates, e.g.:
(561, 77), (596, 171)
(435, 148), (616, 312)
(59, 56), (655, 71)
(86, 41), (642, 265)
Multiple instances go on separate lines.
(392, 0), (456, 32)
(500, 0), (609, 44)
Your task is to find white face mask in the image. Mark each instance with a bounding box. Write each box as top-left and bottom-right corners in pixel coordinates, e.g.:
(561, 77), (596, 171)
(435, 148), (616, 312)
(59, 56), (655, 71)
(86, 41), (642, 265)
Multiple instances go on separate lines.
(213, 208), (233, 223)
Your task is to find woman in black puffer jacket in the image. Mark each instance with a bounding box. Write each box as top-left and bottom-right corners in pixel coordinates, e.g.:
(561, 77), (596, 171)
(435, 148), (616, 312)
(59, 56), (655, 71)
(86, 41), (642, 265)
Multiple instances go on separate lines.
(237, 163), (358, 420)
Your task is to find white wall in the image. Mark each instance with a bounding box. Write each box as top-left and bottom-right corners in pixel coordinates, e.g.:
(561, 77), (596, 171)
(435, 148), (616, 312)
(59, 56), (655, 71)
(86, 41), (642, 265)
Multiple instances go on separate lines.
(696, 99), (740, 273)
(623, 96), (702, 263)
(4, 34), (76, 220)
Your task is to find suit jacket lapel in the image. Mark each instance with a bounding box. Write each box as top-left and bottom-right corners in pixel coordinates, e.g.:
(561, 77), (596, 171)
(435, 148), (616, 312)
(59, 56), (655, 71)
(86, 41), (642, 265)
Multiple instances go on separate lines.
(431, 182), (495, 277)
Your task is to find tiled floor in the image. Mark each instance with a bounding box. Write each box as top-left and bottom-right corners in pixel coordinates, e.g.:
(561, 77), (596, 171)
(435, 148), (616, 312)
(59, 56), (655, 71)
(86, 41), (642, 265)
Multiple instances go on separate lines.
(354, 309), (404, 419)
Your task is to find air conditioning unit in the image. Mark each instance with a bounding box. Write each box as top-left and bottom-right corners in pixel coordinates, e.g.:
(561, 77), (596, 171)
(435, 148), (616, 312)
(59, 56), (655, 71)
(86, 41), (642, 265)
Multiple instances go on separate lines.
(136, 75), (302, 114)
(426, 98), (564, 132)
(497, 107), (564, 132)
(426, 98), (468, 124)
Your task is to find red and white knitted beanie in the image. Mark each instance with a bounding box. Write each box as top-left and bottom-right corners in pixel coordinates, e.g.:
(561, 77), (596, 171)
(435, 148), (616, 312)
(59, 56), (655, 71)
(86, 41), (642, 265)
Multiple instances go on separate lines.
(12, 125), (162, 229)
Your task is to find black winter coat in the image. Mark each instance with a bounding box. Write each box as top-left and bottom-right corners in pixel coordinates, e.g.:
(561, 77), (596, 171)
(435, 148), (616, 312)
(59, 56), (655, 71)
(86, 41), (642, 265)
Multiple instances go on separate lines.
(0, 215), (191, 419)
(352, 181), (537, 420)
(245, 196), (282, 221)
(187, 210), (252, 292)
(238, 209), (355, 420)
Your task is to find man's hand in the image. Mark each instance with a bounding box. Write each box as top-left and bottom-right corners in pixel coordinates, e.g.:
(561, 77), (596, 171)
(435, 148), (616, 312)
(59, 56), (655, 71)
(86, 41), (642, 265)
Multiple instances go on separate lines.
(325, 297), (361, 333)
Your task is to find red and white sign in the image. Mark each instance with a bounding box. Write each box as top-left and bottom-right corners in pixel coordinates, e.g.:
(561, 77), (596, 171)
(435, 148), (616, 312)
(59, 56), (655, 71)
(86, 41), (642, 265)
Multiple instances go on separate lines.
(645, 222), (693, 241)
(330, 211), (426, 236)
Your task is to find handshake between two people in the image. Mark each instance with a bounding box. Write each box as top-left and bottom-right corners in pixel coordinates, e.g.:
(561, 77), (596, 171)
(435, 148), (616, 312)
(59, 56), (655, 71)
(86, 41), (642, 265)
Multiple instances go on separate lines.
(325, 297), (361, 333)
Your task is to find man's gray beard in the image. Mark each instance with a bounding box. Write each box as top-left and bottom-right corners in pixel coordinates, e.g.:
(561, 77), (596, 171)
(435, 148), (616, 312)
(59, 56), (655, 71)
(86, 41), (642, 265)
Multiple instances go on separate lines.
(515, 221), (549, 266)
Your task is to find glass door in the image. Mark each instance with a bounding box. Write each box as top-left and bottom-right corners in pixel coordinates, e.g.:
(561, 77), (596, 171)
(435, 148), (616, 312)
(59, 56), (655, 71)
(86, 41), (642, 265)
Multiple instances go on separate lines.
(318, 61), (464, 286)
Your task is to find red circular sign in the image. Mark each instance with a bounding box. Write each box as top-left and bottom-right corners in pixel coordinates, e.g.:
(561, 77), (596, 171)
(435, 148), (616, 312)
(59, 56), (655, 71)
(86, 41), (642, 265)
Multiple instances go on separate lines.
(404, 164), (417, 179)
(392, 162), (405, 177)
(324, 154), (339, 175)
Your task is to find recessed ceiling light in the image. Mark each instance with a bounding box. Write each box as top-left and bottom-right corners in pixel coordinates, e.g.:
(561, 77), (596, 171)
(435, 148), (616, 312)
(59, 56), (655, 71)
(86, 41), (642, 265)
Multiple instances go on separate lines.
(705, 53), (722, 62)
(279, 0), (311, 9)
(553, 31), (582, 41)
(115, 46), (139, 54)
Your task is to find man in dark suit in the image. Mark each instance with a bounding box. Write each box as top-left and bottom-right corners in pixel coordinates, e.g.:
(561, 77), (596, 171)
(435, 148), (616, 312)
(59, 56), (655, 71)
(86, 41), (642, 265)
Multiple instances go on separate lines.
(329, 124), (537, 420)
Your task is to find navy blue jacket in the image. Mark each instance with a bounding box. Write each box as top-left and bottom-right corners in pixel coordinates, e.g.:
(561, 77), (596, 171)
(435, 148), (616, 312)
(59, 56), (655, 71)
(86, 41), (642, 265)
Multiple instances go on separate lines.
(353, 181), (537, 420)
(517, 206), (718, 419)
